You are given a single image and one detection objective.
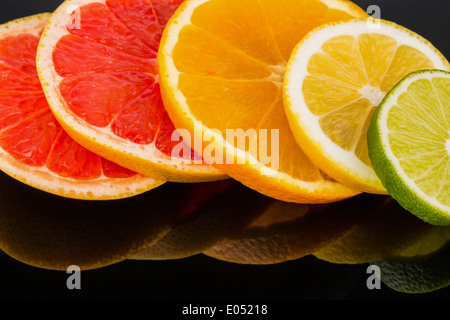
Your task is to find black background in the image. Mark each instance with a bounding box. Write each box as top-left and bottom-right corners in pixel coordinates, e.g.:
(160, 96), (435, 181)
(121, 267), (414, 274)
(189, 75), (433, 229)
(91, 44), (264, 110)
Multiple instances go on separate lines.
(0, 0), (450, 302)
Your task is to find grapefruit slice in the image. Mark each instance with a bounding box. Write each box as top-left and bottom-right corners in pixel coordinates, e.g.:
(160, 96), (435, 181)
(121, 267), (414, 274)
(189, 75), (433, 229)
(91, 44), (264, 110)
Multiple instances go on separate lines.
(0, 13), (163, 200)
(37, 0), (226, 183)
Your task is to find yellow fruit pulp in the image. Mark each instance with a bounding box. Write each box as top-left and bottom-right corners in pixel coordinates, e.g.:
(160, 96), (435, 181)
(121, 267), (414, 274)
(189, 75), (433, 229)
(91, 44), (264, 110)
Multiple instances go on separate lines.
(389, 76), (450, 206)
(304, 34), (435, 167)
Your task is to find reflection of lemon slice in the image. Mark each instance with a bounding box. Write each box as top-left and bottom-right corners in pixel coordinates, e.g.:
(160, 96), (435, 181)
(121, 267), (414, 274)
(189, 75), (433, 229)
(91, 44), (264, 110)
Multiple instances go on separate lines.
(159, 0), (368, 203)
(284, 19), (450, 194)
(368, 70), (450, 226)
(314, 198), (437, 264)
(395, 226), (450, 260)
(203, 193), (385, 265)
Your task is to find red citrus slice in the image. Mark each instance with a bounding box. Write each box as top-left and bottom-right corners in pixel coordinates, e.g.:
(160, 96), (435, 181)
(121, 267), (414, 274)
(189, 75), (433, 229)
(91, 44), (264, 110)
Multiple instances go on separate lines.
(36, 0), (227, 182)
(0, 13), (164, 200)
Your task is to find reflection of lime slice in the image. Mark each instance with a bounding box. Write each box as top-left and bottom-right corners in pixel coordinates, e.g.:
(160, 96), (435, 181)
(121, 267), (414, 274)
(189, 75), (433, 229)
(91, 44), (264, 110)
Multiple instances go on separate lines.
(368, 70), (450, 226)
(376, 244), (450, 294)
(314, 198), (435, 264)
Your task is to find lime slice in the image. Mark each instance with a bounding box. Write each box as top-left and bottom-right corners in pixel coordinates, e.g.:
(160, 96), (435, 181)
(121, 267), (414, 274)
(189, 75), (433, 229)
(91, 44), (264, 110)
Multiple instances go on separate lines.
(368, 70), (450, 226)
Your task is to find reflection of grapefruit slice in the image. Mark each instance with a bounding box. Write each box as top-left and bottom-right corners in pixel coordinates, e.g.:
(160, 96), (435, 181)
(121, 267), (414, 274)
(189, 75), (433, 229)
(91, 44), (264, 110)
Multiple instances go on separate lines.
(0, 13), (163, 200)
(204, 193), (386, 265)
(37, 0), (226, 183)
(0, 170), (219, 271)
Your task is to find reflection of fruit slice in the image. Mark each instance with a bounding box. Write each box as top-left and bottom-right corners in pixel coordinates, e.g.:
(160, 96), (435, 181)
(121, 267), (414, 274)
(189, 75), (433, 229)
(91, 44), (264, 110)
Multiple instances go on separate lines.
(368, 70), (450, 226)
(0, 13), (163, 200)
(131, 181), (272, 260)
(0, 171), (234, 270)
(395, 226), (450, 260)
(159, 0), (367, 203)
(0, 170), (175, 271)
(376, 243), (450, 294)
(203, 193), (385, 265)
(284, 19), (450, 194)
(37, 0), (226, 183)
(314, 198), (437, 264)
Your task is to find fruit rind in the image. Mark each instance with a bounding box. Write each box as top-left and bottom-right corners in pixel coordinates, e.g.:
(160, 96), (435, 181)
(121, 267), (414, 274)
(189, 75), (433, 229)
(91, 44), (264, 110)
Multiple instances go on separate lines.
(368, 69), (450, 226)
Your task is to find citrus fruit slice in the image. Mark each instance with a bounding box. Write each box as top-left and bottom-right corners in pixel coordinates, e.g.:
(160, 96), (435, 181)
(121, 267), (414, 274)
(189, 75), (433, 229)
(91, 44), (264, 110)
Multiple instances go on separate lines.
(284, 19), (450, 194)
(36, 0), (226, 183)
(158, 0), (368, 203)
(314, 197), (437, 264)
(131, 181), (272, 260)
(203, 193), (385, 265)
(0, 13), (163, 200)
(368, 70), (450, 226)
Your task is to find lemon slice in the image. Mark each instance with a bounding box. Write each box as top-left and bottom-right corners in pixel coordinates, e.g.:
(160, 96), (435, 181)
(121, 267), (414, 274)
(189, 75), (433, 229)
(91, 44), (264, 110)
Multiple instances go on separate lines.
(284, 19), (450, 194)
(368, 70), (450, 226)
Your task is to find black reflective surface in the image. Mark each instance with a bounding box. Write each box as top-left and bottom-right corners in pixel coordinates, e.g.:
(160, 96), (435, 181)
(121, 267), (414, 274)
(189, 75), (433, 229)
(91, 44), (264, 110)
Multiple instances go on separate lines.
(0, 0), (449, 301)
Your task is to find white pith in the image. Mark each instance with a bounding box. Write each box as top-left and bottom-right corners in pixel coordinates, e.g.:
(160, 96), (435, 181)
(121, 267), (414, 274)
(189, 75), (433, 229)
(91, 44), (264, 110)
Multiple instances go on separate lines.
(359, 85), (385, 106)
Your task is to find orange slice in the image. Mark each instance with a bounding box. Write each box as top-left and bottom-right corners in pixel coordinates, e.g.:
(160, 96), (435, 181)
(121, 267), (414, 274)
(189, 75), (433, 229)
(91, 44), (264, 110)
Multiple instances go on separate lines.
(0, 13), (163, 200)
(158, 0), (368, 203)
(37, 0), (227, 183)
